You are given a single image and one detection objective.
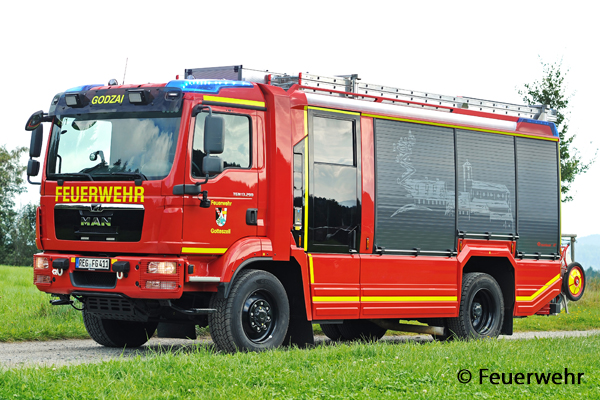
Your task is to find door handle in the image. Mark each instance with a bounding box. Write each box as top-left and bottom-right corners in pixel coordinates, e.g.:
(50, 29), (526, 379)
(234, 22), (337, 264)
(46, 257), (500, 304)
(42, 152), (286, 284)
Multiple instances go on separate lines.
(246, 209), (258, 225)
(173, 184), (202, 195)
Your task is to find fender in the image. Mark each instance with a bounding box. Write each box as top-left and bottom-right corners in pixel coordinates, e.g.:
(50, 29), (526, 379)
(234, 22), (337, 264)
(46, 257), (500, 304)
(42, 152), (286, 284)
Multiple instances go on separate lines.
(457, 240), (517, 269)
(207, 237), (272, 286)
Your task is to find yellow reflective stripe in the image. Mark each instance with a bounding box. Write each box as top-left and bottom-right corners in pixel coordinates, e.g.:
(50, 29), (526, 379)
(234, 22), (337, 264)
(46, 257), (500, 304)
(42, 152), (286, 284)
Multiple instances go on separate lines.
(307, 106), (360, 115)
(181, 247), (227, 254)
(308, 253), (315, 284)
(313, 296), (360, 302)
(516, 274), (561, 301)
(203, 95), (265, 108)
(362, 113), (559, 142)
(362, 296), (457, 302)
(303, 132), (309, 252)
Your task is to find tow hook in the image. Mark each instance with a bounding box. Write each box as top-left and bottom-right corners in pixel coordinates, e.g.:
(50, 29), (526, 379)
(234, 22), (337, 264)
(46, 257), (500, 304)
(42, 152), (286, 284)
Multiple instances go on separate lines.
(50, 295), (73, 306)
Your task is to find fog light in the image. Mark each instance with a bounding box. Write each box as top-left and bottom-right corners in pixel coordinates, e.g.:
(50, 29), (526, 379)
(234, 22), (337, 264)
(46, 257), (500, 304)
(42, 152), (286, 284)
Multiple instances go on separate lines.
(35, 274), (52, 284)
(145, 280), (177, 290)
(148, 261), (177, 274)
(35, 257), (49, 269)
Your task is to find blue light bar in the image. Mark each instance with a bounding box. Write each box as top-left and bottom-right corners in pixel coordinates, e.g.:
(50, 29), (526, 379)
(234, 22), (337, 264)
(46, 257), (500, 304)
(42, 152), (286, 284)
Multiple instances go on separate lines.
(166, 79), (254, 94)
(517, 118), (559, 138)
(65, 84), (104, 93)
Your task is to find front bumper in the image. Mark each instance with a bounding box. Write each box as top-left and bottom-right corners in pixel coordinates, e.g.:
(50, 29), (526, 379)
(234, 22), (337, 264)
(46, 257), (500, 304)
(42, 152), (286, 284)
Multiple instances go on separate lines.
(33, 252), (186, 299)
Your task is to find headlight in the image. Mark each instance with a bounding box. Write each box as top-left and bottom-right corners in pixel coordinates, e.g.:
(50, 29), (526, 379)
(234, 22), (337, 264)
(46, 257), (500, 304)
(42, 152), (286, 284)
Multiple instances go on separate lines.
(148, 261), (177, 274)
(35, 257), (49, 269)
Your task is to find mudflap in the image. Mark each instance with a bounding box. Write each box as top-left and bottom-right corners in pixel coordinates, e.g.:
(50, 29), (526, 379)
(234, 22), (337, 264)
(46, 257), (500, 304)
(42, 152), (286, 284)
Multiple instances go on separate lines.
(283, 314), (314, 348)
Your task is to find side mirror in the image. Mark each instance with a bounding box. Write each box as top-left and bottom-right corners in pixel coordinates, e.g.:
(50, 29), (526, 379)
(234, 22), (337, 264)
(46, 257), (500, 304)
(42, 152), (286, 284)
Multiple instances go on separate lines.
(30, 125), (43, 158)
(27, 159), (40, 177)
(25, 110), (45, 131)
(202, 156), (224, 175)
(204, 115), (224, 154)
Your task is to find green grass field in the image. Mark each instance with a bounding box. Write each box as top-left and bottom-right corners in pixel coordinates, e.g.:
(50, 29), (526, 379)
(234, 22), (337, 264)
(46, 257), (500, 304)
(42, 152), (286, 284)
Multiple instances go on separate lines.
(0, 266), (88, 341)
(1, 335), (598, 399)
(1, 265), (599, 342)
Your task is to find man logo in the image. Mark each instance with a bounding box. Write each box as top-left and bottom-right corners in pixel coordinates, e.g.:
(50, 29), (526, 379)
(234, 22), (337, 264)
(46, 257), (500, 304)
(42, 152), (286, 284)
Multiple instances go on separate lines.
(90, 204), (103, 212)
(81, 217), (112, 227)
(215, 208), (227, 227)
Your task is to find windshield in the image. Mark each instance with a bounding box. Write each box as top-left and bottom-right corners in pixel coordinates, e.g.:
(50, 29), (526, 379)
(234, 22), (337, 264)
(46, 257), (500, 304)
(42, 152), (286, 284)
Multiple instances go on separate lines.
(47, 112), (181, 181)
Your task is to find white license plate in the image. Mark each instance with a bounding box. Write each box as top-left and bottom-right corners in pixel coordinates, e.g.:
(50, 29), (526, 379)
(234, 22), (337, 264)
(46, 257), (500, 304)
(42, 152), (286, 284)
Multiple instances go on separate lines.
(76, 257), (110, 270)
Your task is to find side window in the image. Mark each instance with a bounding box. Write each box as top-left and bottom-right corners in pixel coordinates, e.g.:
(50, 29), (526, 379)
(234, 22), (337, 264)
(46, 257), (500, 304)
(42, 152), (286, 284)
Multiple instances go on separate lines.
(192, 112), (251, 177)
(313, 116), (354, 165)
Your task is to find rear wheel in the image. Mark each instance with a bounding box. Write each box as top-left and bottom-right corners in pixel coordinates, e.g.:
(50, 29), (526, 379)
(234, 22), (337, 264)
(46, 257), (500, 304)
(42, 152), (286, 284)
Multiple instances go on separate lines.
(82, 310), (157, 347)
(447, 273), (504, 340)
(563, 262), (586, 301)
(209, 270), (290, 352)
(320, 324), (343, 341)
(338, 320), (387, 342)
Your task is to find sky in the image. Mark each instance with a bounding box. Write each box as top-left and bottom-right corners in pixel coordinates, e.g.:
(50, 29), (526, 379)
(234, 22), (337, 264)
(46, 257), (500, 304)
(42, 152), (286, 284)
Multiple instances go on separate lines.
(2, 0), (598, 238)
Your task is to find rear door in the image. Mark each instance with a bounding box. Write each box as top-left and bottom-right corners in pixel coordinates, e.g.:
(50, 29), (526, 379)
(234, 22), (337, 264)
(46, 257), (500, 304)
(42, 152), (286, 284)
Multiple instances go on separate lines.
(305, 108), (362, 319)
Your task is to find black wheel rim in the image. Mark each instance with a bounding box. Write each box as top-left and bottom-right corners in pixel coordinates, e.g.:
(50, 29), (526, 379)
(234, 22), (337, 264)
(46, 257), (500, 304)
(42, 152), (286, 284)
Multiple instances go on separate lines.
(470, 288), (496, 335)
(242, 290), (277, 343)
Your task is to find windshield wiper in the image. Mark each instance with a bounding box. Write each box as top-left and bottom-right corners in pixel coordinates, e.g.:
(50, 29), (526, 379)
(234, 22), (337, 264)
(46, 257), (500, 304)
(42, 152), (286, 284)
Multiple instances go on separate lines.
(96, 172), (148, 181)
(49, 172), (94, 181)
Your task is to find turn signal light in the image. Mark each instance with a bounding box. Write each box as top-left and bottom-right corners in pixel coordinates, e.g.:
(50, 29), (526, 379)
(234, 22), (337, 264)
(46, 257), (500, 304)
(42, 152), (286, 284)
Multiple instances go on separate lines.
(35, 274), (51, 284)
(148, 261), (177, 274)
(35, 257), (49, 269)
(145, 280), (177, 290)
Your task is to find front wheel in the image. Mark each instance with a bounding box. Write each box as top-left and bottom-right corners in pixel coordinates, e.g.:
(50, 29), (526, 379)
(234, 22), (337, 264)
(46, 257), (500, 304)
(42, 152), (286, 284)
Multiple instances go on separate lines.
(447, 273), (504, 340)
(82, 310), (157, 347)
(209, 270), (290, 352)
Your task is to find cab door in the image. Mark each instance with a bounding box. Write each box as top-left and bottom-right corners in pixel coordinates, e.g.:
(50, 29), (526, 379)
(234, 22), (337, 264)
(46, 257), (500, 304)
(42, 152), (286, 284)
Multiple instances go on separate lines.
(181, 107), (258, 254)
(306, 108), (362, 319)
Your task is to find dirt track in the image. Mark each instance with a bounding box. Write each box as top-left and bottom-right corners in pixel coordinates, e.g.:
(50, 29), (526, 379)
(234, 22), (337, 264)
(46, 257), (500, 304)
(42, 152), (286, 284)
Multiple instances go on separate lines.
(2, 330), (599, 370)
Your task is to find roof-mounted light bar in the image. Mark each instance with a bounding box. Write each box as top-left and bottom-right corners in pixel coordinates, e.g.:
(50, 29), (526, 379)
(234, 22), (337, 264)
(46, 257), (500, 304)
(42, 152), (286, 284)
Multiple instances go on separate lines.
(165, 79), (253, 94)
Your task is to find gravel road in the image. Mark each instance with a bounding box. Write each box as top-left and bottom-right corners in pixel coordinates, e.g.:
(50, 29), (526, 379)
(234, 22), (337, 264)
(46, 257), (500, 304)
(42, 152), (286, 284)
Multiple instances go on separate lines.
(2, 330), (599, 370)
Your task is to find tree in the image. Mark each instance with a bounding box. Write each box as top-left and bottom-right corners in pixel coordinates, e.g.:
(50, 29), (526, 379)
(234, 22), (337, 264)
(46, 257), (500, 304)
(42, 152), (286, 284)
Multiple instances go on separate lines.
(519, 59), (595, 202)
(0, 145), (27, 261)
(6, 203), (38, 266)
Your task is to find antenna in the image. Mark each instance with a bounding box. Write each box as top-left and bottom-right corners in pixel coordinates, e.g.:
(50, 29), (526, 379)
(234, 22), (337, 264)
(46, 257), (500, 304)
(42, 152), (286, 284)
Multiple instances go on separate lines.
(122, 58), (128, 85)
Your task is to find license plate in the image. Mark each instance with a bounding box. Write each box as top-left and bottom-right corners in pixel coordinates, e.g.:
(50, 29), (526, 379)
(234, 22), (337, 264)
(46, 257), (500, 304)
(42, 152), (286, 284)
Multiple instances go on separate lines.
(76, 257), (110, 270)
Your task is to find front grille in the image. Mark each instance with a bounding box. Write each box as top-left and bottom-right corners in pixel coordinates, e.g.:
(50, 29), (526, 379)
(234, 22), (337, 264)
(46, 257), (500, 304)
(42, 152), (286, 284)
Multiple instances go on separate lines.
(54, 204), (144, 242)
(71, 271), (117, 289)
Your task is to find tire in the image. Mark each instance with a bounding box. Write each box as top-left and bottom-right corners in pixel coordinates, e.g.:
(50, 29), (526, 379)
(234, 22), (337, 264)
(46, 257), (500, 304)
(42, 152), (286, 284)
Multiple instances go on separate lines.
(209, 270), (290, 352)
(563, 262), (586, 301)
(320, 324), (343, 341)
(337, 320), (387, 342)
(82, 310), (158, 348)
(447, 273), (504, 340)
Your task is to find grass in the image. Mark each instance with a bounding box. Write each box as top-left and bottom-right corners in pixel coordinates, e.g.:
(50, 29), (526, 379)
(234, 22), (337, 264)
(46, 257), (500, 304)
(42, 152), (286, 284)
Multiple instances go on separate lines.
(0, 266), (88, 341)
(1, 335), (599, 399)
(1, 265), (599, 342)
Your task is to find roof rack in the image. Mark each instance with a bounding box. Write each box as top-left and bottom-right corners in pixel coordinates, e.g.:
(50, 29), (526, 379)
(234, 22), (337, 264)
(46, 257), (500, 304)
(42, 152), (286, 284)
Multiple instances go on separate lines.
(185, 65), (557, 122)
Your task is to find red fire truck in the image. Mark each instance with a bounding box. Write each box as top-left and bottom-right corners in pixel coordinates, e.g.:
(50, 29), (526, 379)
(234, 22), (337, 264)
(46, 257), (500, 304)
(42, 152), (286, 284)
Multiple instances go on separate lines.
(25, 65), (586, 352)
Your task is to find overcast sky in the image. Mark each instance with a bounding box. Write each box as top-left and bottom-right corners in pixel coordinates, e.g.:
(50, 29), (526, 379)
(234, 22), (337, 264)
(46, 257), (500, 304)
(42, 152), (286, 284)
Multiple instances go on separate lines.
(2, 0), (598, 238)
